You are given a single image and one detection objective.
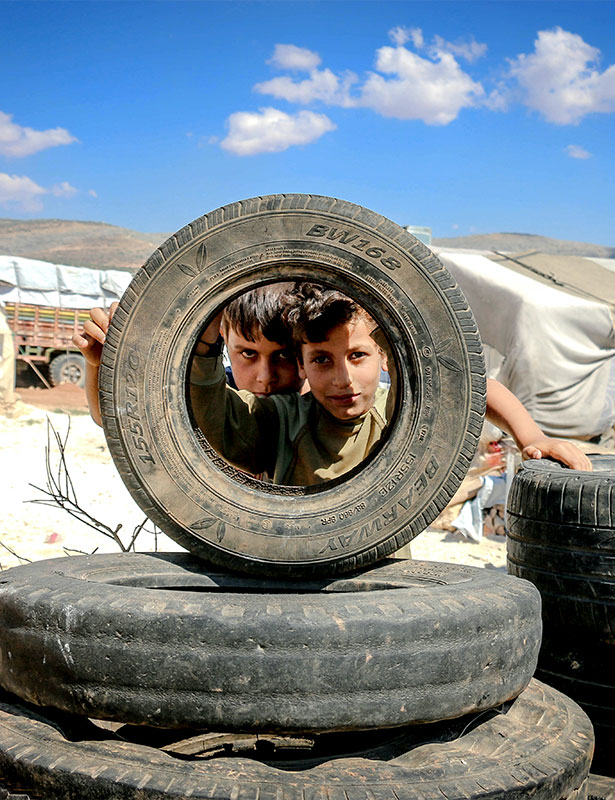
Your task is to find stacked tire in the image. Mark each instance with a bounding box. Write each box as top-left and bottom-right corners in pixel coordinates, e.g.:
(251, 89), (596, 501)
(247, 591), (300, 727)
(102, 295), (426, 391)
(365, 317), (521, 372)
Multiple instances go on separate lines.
(507, 455), (615, 777)
(0, 197), (596, 798)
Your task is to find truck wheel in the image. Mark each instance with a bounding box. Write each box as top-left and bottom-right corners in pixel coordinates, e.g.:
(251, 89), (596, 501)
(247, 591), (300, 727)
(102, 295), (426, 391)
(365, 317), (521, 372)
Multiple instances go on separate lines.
(49, 353), (86, 388)
(0, 553), (541, 732)
(99, 194), (486, 576)
(0, 680), (592, 800)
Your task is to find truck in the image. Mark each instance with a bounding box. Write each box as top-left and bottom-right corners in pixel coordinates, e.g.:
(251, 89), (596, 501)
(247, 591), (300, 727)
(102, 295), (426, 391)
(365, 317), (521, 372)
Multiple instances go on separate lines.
(4, 301), (90, 387)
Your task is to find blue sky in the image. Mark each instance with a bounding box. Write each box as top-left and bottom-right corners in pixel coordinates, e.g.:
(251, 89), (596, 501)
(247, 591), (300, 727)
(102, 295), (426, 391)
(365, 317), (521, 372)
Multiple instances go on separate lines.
(1, 0), (614, 244)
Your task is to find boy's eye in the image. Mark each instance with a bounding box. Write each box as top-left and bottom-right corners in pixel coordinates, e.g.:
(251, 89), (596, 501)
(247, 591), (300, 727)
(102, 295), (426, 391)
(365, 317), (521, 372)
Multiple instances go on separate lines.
(312, 355), (331, 365)
(240, 350), (257, 360)
(349, 351), (368, 360)
(274, 351), (293, 363)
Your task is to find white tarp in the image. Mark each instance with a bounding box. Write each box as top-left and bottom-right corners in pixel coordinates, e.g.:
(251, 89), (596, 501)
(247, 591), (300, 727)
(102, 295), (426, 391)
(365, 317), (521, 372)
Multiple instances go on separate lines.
(0, 255), (133, 309)
(437, 250), (615, 439)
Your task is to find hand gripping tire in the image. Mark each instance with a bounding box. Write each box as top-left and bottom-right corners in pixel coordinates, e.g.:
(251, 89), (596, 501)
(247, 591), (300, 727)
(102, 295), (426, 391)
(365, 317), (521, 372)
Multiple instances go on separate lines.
(0, 554), (541, 732)
(0, 681), (592, 800)
(99, 194), (485, 575)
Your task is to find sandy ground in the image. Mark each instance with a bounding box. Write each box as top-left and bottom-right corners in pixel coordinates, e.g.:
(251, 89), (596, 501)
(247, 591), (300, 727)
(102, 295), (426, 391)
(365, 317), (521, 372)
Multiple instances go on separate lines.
(0, 387), (507, 572)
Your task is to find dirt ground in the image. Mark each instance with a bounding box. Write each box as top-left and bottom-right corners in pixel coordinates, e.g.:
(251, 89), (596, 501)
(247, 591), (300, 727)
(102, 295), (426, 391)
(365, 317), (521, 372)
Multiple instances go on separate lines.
(0, 387), (508, 572)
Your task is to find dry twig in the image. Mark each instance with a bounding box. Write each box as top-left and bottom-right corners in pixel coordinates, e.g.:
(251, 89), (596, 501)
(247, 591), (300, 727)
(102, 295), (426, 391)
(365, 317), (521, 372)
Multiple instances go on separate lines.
(27, 417), (160, 554)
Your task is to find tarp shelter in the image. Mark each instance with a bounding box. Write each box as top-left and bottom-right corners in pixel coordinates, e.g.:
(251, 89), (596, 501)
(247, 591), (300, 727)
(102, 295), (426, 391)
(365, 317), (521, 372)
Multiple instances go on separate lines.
(0, 255), (133, 309)
(435, 248), (615, 439)
(0, 305), (16, 409)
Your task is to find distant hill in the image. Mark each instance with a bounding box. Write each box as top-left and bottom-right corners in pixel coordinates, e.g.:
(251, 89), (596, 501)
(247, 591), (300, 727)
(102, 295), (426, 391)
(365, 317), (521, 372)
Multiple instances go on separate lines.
(0, 219), (170, 271)
(432, 232), (614, 258)
(1, 219), (613, 270)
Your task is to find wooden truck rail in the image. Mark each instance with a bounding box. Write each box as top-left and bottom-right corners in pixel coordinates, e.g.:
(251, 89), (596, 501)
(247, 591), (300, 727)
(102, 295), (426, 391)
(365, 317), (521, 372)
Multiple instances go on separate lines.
(4, 302), (90, 387)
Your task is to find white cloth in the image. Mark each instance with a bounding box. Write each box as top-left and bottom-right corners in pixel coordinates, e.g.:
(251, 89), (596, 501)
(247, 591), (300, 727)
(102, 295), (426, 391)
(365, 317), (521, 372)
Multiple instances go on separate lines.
(0, 255), (132, 310)
(438, 251), (615, 438)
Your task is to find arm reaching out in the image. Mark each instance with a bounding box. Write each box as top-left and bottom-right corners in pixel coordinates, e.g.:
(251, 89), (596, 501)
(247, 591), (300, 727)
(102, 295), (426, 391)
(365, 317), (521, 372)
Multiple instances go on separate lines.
(71, 303), (118, 427)
(486, 379), (592, 471)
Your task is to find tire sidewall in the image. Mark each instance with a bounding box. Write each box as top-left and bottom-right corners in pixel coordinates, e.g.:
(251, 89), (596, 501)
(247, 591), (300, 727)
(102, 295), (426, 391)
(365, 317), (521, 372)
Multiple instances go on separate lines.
(101, 196), (485, 573)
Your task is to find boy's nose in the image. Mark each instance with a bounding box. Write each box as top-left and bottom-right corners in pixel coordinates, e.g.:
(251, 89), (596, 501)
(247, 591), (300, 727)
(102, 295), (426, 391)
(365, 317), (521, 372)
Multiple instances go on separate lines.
(256, 360), (275, 389)
(333, 363), (352, 388)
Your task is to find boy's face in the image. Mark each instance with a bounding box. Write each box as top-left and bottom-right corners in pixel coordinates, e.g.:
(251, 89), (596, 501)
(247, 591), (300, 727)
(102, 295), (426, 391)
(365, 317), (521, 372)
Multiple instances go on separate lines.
(224, 326), (304, 396)
(299, 318), (385, 421)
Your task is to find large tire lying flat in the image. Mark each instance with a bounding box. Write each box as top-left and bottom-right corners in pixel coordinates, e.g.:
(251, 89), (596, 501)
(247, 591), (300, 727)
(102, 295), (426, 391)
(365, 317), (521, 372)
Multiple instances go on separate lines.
(506, 455), (615, 776)
(100, 194), (485, 576)
(0, 681), (592, 800)
(0, 554), (541, 732)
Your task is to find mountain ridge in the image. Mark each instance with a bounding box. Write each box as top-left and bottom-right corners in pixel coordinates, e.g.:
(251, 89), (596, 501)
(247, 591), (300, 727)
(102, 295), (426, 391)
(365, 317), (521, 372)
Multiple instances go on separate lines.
(0, 218), (612, 270)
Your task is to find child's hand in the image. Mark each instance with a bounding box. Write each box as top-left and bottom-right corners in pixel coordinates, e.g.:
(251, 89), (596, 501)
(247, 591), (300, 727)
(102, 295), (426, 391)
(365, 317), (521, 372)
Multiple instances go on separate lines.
(521, 436), (593, 471)
(194, 311), (224, 357)
(72, 303), (118, 367)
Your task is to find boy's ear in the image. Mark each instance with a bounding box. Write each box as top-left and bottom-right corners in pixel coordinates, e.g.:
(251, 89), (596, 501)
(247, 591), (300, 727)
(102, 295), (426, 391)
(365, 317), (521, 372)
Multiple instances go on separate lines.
(380, 349), (389, 372)
(298, 361), (307, 380)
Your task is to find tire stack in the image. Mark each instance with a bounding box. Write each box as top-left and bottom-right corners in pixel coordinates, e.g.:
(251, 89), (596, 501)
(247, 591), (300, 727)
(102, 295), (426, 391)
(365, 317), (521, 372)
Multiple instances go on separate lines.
(0, 196), (596, 799)
(507, 455), (615, 778)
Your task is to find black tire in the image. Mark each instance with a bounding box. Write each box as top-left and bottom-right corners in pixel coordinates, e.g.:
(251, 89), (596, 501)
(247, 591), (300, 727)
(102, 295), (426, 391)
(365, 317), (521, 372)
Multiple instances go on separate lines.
(507, 455), (615, 637)
(0, 680), (592, 800)
(536, 641), (615, 777)
(506, 455), (615, 776)
(99, 194), (485, 576)
(48, 353), (86, 388)
(0, 554), (541, 732)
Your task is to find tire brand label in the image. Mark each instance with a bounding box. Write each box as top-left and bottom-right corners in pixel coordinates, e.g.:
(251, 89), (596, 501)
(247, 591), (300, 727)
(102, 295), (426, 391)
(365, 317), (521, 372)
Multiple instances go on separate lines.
(379, 455), (438, 498)
(305, 224), (402, 271)
(319, 455), (439, 554)
(123, 349), (156, 464)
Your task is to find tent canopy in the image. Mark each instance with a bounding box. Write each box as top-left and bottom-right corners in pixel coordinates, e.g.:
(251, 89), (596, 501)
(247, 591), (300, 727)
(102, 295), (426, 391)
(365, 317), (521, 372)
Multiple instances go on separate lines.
(435, 248), (615, 439)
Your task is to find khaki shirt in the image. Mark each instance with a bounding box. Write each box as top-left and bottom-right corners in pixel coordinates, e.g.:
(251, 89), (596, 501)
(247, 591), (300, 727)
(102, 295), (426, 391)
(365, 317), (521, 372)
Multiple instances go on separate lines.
(190, 356), (389, 486)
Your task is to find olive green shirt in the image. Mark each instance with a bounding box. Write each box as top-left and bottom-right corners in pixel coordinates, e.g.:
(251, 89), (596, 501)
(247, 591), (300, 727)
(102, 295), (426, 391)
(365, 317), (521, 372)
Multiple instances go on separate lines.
(190, 356), (389, 486)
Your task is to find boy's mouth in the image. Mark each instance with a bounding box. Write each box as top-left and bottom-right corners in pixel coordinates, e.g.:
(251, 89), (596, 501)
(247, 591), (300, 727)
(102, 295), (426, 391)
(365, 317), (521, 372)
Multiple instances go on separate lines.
(328, 393), (360, 405)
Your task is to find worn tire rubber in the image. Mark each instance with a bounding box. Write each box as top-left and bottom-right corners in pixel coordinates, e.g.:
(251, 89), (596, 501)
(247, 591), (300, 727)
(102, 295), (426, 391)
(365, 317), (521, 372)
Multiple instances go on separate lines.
(48, 353), (86, 388)
(536, 641), (615, 777)
(99, 194), (485, 576)
(588, 774), (615, 800)
(0, 553), (541, 731)
(507, 455), (615, 776)
(507, 455), (615, 636)
(0, 680), (592, 800)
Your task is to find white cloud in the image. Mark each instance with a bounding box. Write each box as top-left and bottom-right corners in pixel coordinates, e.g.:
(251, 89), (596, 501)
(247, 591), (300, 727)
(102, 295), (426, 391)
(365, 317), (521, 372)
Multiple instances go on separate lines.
(88, 189), (98, 198)
(255, 34), (485, 125)
(359, 45), (484, 124)
(506, 27), (615, 124)
(0, 111), (77, 157)
(220, 107), (336, 156)
(0, 173), (48, 211)
(389, 26), (423, 49)
(564, 144), (592, 159)
(51, 181), (78, 197)
(432, 34), (487, 63)
(268, 44), (321, 72)
(255, 68), (357, 106)
(0, 173), (78, 211)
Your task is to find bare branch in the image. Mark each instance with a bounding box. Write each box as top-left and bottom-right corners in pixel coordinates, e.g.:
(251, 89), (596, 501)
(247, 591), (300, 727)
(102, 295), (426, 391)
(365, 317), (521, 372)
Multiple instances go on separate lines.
(0, 540), (31, 564)
(28, 417), (158, 554)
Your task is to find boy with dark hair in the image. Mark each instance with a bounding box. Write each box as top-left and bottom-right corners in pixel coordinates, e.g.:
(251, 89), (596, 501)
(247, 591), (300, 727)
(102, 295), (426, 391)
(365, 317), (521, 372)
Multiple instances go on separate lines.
(74, 283), (303, 425)
(191, 283), (389, 485)
(191, 283), (591, 486)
